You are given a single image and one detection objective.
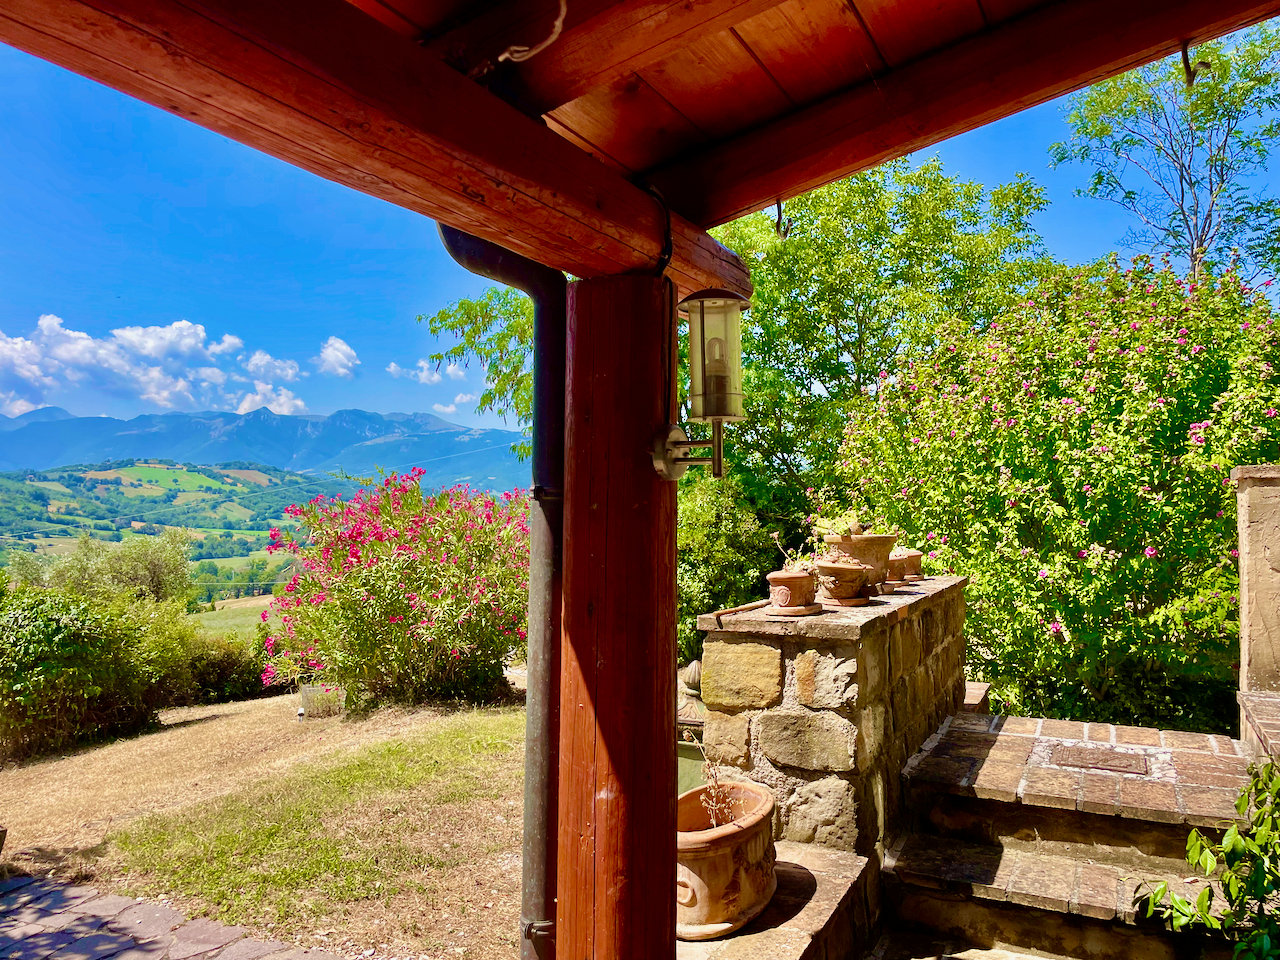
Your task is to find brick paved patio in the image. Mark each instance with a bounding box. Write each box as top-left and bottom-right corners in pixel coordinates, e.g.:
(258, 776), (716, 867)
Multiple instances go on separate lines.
(0, 876), (339, 960)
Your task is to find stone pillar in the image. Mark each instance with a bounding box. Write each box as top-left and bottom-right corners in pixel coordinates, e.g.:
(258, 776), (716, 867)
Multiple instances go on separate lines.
(697, 577), (968, 859)
(1233, 466), (1280, 696)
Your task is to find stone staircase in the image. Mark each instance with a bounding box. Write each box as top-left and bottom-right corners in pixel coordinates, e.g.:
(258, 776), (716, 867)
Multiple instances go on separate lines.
(871, 713), (1251, 960)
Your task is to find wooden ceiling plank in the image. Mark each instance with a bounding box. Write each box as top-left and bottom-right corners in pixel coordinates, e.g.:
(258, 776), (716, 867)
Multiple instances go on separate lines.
(650, 0), (1280, 226)
(0, 0), (748, 298)
(549, 75), (706, 172)
(503, 0), (793, 112)
(853, 0), (987, 67)
(731, 0), (884, 106)
(639, 30), (793, 140)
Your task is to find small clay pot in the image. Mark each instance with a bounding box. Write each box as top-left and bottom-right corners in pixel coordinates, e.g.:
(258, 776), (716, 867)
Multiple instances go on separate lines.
(822, 533), (898, 584)
(676, 781), (778, 940)
(765, 569), (816, 608)
(814, 559), (870, 602)
(886, 552), (910, 583)
(900, 548), (925, 580)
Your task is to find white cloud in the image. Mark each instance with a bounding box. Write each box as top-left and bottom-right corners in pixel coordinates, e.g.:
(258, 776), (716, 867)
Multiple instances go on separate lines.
(386, 360), (443, 384)
(432, 403), (457, 415)
(445, 362), (466, 381)
(208, 334), (243, 356)
(315, 336), (360, 377)
(454, 392), (477, 404)
(193, 366), (228, 386)
(236, 381), (307, 415)
(110, 319), (209, 358)
(244, 349), (300, 382)
(0, 393), (37, 417)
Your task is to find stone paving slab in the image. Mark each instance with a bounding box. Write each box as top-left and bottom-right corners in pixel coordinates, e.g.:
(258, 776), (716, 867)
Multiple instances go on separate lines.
(903, 714), (1252, 827)
(0, 877), (332, 960)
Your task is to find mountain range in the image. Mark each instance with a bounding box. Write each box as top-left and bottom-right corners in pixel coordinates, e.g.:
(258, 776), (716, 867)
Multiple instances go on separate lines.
(0, 407), (528, 491)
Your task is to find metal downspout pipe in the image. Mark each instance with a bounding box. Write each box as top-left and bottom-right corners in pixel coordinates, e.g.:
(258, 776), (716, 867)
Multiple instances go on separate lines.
(438, 225), (564, 960)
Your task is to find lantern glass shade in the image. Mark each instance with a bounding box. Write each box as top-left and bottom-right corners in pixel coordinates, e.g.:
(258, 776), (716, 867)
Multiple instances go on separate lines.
(684, 290), (746, 423)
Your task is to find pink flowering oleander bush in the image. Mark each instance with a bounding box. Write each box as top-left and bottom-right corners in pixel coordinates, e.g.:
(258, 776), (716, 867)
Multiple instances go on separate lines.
(835, 259), (1280, 731)
(260, 470), (530, 706)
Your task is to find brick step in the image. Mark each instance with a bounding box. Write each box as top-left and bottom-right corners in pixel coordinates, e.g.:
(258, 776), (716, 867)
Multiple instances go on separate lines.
(883, 835), (1227, 960)
(903, 714), (1249, 860)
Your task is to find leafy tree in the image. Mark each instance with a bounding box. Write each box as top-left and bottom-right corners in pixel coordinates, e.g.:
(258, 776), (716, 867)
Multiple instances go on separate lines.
(1051, 24), (1280, 280)
(835, 259), (1280, 730)
(713, 158), (1051, 521)
(422, 286), (534, 457)
(29, 529), (194, 603)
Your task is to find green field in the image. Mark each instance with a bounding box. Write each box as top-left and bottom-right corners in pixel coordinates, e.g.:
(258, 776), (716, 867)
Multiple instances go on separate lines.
(108, 464), (236, 492)
(191, 595), (273, 638)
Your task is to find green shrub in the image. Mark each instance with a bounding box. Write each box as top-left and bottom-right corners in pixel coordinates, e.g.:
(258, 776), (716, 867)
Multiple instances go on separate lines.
(118, 599), (268, 707)
(262, 474), (529, 706)
(836, 260), (1280, 730)
(0, 588), (152, 760)
(676, 473), (777, 664)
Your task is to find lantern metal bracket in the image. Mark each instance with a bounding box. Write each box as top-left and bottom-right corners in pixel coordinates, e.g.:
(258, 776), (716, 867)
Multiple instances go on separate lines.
(652, 421), (724, 481)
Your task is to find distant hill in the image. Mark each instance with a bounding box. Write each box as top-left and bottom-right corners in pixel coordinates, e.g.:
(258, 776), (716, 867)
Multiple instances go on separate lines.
(0, 408), (527, 490)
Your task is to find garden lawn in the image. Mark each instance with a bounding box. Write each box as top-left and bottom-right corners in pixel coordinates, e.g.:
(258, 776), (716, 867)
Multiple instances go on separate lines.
(0, 698), (525, 960)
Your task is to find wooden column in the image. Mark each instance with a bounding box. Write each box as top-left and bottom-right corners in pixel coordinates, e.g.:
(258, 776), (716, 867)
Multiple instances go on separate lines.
(558, 274), (678, 960)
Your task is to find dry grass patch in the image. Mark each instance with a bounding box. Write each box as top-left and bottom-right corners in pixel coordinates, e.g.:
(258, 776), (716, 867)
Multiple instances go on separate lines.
(100, 709), (524, 959)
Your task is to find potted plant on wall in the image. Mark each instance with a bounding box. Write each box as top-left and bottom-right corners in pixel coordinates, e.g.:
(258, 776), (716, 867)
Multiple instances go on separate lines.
(764, 532), (819, 615)
(676, 733), (777, 940)
(815, 512), (897, 593)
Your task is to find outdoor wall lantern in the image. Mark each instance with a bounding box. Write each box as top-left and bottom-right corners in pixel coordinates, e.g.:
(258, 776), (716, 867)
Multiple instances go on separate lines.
(652, 289), (748, 481)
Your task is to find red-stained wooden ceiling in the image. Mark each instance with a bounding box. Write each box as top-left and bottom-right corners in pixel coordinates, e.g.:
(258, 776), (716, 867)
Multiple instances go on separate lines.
(2, 0), (1279, 294)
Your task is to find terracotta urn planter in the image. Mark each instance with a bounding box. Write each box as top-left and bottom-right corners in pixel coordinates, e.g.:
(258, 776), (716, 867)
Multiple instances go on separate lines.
(676, 781), (778, 941)
(764, 569), (818, 614)
(814, 559), (870, 606)
(821, 533), (898, 585)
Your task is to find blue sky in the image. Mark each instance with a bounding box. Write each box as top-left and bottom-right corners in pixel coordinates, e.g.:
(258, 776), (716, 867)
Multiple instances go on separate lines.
(0, 40), (1138, 426)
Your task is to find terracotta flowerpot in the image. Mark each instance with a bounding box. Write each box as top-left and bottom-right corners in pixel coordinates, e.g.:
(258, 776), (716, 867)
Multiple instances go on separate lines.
(899, 548), (925, 580)
(765, 569), (816, 608)
(676, 781), (778, 941)
(886, 552), (910, 583)
(821, 533), (898, 584)
(814, 559), (870, 605)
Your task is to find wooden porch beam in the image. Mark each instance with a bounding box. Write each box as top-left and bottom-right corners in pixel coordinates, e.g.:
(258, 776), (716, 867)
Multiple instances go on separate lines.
(648, 0), (1280, 227)
(0, 0), (749, 298)
(427, 0), (791, 114)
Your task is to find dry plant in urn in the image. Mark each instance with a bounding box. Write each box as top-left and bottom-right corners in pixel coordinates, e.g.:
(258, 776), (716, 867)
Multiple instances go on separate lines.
(676, 732), (778, 940)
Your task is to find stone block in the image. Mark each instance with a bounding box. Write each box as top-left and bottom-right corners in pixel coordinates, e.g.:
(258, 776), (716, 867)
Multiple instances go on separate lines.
(855, 703), (886, 768)
(794, 646), (858, 711)
(702, 641), (782, 710)
(703, 710), (750, 767)
(757, 711), (856, 772)
(781, 776), (857, 849)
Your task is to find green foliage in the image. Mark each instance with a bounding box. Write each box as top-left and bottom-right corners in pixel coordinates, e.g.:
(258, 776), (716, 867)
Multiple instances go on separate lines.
(422, 286), (534, 458)
(116, 599), (269, 708)
(1143, 760), (1280, 957)
(0, 588), (152, 760)
(262, 475), (529, 706)
(836, 260), (1280, 729)
(675, 473), (777, 664)
(38, 529), (194, 602)
(714, 158), (1052, 521)
(1051, 24), (1280, 280)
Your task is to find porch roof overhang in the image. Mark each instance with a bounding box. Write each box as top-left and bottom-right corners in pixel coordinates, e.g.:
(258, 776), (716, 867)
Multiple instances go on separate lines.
(4, 0), (1279, 299)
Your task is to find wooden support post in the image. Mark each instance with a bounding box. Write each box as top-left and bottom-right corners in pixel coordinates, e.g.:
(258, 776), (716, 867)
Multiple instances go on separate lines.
(558, 274), (678, 960)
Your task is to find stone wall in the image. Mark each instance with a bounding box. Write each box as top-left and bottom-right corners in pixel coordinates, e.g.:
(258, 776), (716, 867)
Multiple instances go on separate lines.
(696, 575), (968, 858)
